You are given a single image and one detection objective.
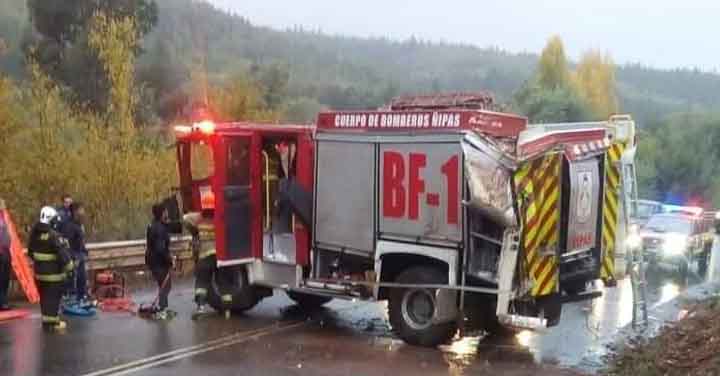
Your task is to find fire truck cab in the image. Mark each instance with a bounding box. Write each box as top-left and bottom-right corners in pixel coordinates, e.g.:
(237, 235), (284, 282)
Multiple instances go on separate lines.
(173, 98), (637, 347)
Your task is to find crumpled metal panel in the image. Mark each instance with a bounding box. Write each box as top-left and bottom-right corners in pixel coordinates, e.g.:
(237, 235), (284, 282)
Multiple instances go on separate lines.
(462, 133), (517, 227)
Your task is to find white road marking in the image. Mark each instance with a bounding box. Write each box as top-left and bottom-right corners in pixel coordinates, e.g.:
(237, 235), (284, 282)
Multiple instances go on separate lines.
(80, 321), (305, 376)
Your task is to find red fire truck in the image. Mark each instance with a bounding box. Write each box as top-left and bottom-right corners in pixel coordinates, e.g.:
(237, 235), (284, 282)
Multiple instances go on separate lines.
(172, 97), (637, 346)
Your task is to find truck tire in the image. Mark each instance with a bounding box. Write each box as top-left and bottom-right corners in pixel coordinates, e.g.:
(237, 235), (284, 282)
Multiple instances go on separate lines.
(388, 266), (456, 347)
(288, 292), (332, 311)
(208, 266), (259, 314)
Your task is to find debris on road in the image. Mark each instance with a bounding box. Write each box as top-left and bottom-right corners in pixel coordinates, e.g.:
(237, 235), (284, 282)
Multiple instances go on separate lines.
(604, 297), (720, 376)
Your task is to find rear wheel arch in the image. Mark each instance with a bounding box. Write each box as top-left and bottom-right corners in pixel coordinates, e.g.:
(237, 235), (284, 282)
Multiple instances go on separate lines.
(377, 253), (450, 300)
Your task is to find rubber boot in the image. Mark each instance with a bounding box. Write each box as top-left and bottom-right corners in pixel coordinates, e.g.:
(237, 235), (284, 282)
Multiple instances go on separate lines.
(191, 304), (208, 320)
(44, 321), (67, 333)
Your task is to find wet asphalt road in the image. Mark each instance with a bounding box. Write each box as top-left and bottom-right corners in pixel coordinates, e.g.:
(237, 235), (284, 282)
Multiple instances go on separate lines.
(0, 264), (712, 376)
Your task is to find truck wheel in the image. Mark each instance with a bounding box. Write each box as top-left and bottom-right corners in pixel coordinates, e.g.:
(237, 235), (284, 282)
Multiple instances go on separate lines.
(388, 266), (456, 347)
(288, 292), (332, 311)
(208, 266), (259, 314)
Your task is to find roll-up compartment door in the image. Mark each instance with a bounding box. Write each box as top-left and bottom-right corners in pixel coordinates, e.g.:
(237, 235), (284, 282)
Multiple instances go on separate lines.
(315, 141), (376, 254)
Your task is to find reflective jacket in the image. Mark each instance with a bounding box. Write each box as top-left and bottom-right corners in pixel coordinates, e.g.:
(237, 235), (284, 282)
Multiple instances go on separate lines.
(28, 222), (73, 283)
(183, 213), (216, 262)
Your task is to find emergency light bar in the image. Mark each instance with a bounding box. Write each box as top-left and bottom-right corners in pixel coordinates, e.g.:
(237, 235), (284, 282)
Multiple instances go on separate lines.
(173, 120), (216, 135)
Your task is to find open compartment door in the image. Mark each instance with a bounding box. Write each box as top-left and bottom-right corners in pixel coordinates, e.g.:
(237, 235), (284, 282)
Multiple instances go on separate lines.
(215, 132), (261, 264)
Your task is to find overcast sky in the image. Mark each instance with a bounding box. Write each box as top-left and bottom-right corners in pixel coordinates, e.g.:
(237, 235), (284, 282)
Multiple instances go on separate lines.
(209, 0), (720, 71)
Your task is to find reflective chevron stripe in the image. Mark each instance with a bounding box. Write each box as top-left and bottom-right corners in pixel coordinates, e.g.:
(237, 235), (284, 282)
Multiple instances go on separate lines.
(514, 153), (561, 297)
(601, 143), (625, 282)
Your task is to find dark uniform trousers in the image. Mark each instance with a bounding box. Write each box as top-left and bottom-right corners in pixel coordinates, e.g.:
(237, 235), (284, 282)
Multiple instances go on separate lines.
(29, 227), (73, 328)
(194, 223), (232, 308)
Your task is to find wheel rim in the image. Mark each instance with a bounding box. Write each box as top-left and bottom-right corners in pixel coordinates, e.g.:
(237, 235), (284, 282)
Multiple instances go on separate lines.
(401, 288), (435, 330)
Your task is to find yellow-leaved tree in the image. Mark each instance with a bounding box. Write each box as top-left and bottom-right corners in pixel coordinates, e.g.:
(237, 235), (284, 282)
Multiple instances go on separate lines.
(537, 35), (570, 90)
(572, 50), (619, 118)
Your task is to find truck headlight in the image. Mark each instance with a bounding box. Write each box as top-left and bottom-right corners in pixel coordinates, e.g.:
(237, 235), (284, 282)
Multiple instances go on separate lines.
(626, 234), (642, 249)
(664, 234), (687, 255)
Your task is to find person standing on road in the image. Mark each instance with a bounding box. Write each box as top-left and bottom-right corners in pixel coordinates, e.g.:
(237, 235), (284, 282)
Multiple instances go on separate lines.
(0, 199), (12, 311)
(29, 206), (74, 332)
(184, 210), (231, 320)
(61, 202), (89, 304)
(146, 204), (173, 319)
(57, 195), (73, 226)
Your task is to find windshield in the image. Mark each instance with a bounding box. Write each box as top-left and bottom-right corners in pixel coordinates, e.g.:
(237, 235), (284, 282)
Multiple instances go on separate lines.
(644, 216), (692, 234)
(635, 203), (659, 219)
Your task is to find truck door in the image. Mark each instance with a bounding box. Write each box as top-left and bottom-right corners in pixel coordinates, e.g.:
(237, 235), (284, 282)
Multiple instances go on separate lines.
(215, 133), (260, 263)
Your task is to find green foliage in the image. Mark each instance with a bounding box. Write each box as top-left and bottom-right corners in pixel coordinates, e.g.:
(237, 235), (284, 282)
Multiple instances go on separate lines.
(0, 14), (175, 241)
(25, 0), (157, 113)
(282, 97), (325, 124)
(514, 83), (591, 123)
(637, 113), (720, 206)
(207, 73), (280, 122)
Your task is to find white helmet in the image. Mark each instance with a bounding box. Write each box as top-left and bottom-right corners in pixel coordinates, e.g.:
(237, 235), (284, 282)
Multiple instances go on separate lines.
(40, 206), (58, 224)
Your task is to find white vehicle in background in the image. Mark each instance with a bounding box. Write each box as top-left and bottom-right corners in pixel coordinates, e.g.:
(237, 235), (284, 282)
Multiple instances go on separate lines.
(640, 212), (713, 278)
(630, 199), (664, 227)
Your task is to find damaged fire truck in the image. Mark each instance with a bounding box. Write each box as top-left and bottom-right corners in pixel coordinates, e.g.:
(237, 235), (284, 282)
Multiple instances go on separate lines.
(171, 94), (638, 346)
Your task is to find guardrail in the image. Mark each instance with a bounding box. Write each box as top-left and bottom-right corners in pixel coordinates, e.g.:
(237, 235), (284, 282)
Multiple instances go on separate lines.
(9, 237), (193, 299)
(86, 237), (192, 271)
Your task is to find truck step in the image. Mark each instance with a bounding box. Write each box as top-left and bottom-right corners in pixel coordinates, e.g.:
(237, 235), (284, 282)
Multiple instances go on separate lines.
(291, 287), (368, 301)
(497, 314), (547, 331)
(558, 290), (602, 304)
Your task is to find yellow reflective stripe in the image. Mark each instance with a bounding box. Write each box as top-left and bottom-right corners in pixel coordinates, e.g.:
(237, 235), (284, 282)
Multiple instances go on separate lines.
(36, 273), (66, 282)
(195, 288), (208, 296)
(32, 252), (57, 261)
(42, 315), (60, 323)
(199, 249), (216, 259)
(221, 294), (232, 302)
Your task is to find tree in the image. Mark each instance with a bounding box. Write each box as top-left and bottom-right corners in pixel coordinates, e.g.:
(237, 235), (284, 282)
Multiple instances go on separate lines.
(514, 83), (591, 123)
(537, 36), (569, 90)
(208, 74), (278, 122)
(27, 0), (157, 44)
(25, 0), (158, 112)
(256, 63), (289, 110)
(573, 51), (619, 118)
(282, 97), (324, 123)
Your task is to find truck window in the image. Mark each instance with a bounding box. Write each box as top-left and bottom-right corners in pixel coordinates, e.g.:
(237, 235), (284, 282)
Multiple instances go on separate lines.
(227, 138), (250, 186)
(191, 142), (214, 181)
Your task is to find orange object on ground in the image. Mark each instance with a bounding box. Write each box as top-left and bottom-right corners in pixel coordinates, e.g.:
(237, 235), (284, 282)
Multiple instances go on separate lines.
(4, 211), (39, 303)
(0, 309), (31, 322)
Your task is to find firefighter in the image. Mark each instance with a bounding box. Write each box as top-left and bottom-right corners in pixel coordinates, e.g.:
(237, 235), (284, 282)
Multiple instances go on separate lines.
(29, 207), (74, 332)
(184, 210), (231, 319)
